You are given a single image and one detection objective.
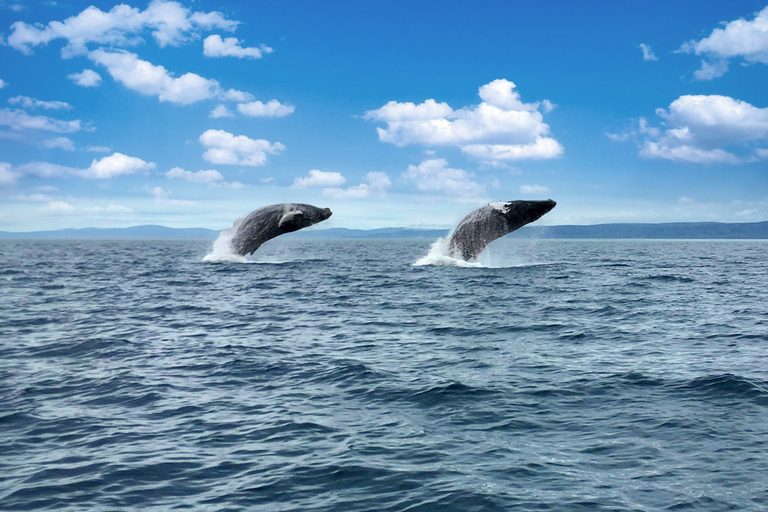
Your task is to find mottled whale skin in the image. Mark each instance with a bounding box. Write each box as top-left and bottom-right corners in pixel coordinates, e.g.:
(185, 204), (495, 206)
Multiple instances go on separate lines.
(230, 203), (332, 256)
(447, 199), (556, 261)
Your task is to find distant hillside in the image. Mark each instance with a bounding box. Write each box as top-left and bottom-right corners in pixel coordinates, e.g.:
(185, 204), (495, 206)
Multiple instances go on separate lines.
(1, 221), (768, 240)
(0, 225), (220, 239)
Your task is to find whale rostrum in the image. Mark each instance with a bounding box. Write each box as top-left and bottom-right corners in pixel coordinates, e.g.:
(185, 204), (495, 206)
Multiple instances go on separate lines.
(229, 203), (332, 256)
(447, 199), (556, 261)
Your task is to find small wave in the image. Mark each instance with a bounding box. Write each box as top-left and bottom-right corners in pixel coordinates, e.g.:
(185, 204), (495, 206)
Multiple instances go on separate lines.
(678, 373), (768, 402)
(643, 274), (695, 283)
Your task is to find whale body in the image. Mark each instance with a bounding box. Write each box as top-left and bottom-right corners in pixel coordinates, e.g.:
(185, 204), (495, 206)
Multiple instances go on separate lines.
(447, 199), (556, 261)
(229, 203), (332, 256)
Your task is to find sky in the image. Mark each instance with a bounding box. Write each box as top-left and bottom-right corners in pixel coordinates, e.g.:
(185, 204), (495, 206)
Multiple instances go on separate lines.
(1, 0), (767, 231)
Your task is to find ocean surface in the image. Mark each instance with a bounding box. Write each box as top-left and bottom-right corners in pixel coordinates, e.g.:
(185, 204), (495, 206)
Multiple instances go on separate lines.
(1, 237), (767, 511)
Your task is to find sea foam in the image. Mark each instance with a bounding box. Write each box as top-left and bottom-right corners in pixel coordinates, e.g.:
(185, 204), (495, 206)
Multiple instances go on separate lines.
(203, 219), (248, 263)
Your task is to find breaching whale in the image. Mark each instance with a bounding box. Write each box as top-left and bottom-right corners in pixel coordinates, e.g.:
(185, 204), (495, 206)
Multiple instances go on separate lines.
(447, 199), (556, 261)
(229, 203), (332, 255)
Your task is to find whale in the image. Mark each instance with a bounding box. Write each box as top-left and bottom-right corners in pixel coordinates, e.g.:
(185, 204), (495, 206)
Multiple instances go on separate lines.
(229, 203), (332, 255)
(447, 199), (556, 261)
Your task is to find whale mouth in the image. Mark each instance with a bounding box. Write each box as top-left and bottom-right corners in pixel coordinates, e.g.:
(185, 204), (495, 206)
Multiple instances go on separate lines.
(321, 208), (333, 220)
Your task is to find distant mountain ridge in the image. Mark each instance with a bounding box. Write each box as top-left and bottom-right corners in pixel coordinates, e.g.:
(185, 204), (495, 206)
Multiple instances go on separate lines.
(1, 222), (768, 239)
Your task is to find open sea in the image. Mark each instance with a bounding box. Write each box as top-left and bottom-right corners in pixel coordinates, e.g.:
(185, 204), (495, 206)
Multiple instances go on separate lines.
(1, 237), (767, 511)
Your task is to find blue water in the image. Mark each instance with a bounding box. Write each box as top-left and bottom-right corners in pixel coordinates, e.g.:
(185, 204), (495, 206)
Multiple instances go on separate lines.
(1, 238), (767, 511)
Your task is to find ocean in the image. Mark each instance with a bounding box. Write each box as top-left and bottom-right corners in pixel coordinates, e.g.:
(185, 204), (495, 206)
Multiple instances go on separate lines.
(1, 237), (767, 511)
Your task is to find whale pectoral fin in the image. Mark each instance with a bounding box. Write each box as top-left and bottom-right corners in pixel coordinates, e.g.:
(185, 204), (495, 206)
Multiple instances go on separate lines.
(278, 210), (304, 227)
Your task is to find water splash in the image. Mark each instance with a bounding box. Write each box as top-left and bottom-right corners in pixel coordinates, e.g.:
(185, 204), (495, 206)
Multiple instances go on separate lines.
(413, 237), (486, 267)
(203, 220), (248, 263)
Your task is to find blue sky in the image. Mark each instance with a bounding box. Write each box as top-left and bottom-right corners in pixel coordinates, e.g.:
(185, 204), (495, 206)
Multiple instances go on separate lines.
(1, 0), (767, 231)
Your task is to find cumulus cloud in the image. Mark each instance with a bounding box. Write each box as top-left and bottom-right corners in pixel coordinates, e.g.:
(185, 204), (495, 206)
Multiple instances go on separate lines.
(85, 145), (111, 153)
(81, 152), (155, 178)
(219, 89), (255, 103)
(42, 137), (76, 151)
(203, 35), (273, 59)
(323, 171), (392, 199)
(14, 152), (154, 179)
(520, 184), (551, 195)
(8, 96), (71, 110)
(678, 5), (768, 79)
(0, 79), (7, 89)
(166, 166), (223, 184)
(68, 69), (102, 87)
(237, 100), (295, 118)
(8, 1), (238, 56)
(152, 186), (194, 205)
(639, 95), (768, 163)
(292, 169), (346, 188)
(401, 158), (486, 199)
(209, 105), (233, 118)
(365, 79), (562, 162)
(88, 48), (220, 105)
(638, 43), (658, 61)
(0, 108), (82, 132)
(0, 162), (18, 186)
(164, 170), (245, 188)
(199, 129), (285, 166)
(42, 201), (76, 214)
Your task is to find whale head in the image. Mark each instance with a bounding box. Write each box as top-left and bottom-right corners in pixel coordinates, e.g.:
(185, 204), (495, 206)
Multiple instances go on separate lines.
(278, 204), (333, 233)
(489, 199), (556, 229)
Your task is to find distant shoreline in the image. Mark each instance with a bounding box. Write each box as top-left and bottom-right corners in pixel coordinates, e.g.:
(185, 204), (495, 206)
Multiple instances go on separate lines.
(1, 221), (768, 240)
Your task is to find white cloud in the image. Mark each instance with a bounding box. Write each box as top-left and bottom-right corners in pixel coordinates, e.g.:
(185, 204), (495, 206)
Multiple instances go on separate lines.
(209, 105), (234, 118)
(68, 69), (102, 87)
(678, 196), (695, 204)
(0, 162), (19, 186)
(756, 148), (768, 159)
(14, 153), (155, 179)
(322, 171), (392, 199)
(237, 100), (295, 118)
(8, 96), (72, 110)
(42, 137), (76, 151)
(42, 200), (76, 214)
(365, 79), (562, 162)
(8, 1), (238, 56)
(14, 161), (79, 178)
(292, 169), (346, 188)
(13, 193), (54, 202)
(638, 43), (658, 61)
(152, 186), (194, 205)
(80, 152), (155, 178)
(84, 204), (134, 214)
(261, 177), (275, 184)
(199, 129), (285, 166)
(401, 158), (486, 199)
(219, 89), (254, 103)
(0, 108), (82, 132)
(203, 35), (273, 59)
(639, 95), (768, 163)
(679, 6), (768, 79)
(88, 48), (220, 105)
(85, 145), (111, 152)
(0, 79), (7, 89)
(520, 184), (551, 195)
(166, 166), (223, 183)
